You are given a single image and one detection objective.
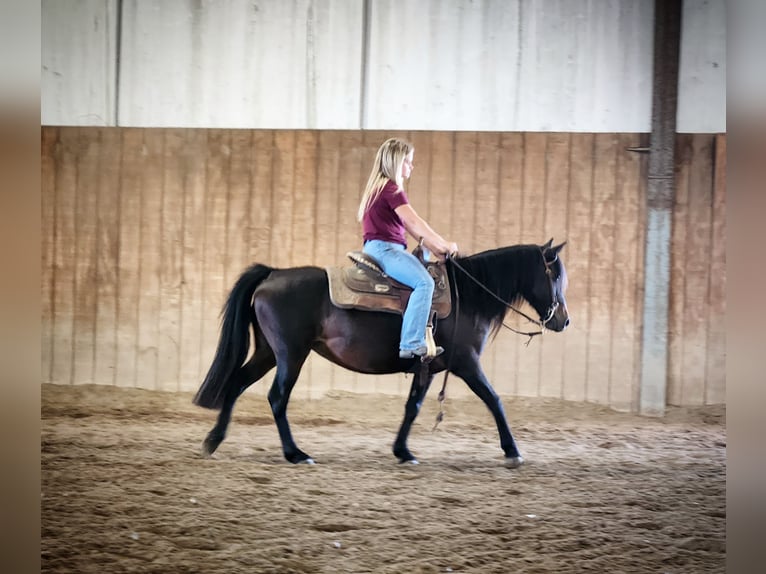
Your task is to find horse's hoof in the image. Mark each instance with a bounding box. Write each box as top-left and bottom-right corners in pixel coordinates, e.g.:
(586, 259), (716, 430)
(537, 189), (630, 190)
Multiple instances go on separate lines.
(399, 458), (419, 465)
(504, 456), (524, 469)
(201, 440), (219, 458)
(298, 457), (316, 465)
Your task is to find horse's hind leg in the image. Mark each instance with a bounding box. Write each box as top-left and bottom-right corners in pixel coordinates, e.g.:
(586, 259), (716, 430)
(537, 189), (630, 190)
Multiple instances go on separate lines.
(267, 350), (313, 464)
(202, 348), (276, 457)
(393, 371), (434, 464)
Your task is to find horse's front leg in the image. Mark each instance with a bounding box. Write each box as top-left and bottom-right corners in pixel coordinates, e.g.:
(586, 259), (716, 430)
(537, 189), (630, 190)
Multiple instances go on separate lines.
(455, 361), (524, 468)
(393, 370), (434, 464)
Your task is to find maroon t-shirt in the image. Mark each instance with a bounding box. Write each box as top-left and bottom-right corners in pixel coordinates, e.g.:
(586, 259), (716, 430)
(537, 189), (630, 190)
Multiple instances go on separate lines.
(362, 179), (409, 247)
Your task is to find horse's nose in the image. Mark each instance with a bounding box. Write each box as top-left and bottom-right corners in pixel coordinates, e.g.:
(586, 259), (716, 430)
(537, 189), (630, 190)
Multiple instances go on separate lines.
(563, 318), (570, 329)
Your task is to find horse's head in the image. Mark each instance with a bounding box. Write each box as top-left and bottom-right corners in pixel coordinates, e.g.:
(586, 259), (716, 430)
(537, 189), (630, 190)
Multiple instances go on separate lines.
(528, 239), (570, 332)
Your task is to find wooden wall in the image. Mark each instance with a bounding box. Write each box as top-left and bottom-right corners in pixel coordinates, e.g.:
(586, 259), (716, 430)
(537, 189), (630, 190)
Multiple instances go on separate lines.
(41, 128), (726, 410)
(668, 133), (727, 406)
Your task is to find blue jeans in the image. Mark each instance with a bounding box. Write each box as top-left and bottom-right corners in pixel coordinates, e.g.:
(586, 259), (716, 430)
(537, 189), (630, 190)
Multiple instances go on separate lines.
(363, 239), (435, 352)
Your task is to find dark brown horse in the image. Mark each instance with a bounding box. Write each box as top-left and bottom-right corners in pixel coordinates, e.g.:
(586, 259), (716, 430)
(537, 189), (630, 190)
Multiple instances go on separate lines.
(194, 239), (569, 468)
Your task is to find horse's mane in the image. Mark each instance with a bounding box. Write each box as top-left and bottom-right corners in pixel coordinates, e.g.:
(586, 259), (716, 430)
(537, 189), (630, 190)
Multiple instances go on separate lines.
(449, 244), (542, 339)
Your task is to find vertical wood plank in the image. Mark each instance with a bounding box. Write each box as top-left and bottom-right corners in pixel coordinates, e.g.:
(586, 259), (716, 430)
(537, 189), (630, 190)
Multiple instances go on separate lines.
(312, 131), (341, 267)
(225, 130), (254, 286)
(199, 130), (232, 388)
(516, 132), (546, 396)
(135, 129), (165, 390)
(271, 131), (297, 266)
(586, 133), (618, 405)
(493, 132), (525, 396)
(41, 128), (58, 384)
(426, 132), (456, 246)
(156, 129), (186, 392)
(562, 133), (594, 402)
(474, 134), (501, 256)
(178, 130), (208, 393)
(248, 131), (275, 264)
(291, 130), (319, 268)
(93, 128), (121, 386)
(520, 133), (547, 244)
(706, 134), (726, 404)
(608, 134), (644, 411)
(667, 134), (693, 405)
(452, 132), (478, 254)
(51, 128), (78, 385)
(539, 133), (570, 398)
(115, 129), (144, 388)
(680, 134), (714, 405)
(72, 129), (101, 385)
(496, 132), (525, 247)
(542, 133), (571, 249)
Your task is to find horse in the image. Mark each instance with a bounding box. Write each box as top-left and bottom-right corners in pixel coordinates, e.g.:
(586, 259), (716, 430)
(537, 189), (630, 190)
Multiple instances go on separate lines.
(193, 239), (570, 468)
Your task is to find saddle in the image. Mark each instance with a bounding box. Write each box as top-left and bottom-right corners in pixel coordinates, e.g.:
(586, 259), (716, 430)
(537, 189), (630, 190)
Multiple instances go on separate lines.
(326, 246), (451, 319)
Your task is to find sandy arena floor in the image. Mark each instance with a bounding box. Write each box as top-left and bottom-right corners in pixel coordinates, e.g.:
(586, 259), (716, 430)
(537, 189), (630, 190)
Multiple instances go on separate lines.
(41, 383), (725, 573)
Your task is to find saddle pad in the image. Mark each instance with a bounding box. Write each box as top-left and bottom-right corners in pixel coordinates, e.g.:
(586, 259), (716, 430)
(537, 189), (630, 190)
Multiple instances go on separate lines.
(326, 265), (451, 319)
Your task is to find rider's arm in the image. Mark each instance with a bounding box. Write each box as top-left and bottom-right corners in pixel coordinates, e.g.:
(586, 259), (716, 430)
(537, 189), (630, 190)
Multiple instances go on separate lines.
(394, 204), (458, 258)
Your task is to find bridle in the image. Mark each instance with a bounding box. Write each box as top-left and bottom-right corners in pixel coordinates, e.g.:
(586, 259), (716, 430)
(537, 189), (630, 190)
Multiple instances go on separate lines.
(448, 248), (560, 344)
(540, 255), (561, 326)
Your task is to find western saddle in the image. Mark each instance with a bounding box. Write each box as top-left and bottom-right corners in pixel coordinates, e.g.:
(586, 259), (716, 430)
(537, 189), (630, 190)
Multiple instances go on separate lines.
(326, 246), (452, 321)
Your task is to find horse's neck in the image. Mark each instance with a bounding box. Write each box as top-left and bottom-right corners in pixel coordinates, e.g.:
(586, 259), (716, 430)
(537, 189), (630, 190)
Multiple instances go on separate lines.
(459, 245), (531, 293)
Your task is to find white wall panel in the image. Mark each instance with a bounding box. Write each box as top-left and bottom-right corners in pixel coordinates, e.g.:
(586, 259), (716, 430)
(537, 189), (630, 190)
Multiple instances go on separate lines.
(41, 0), (725, 132)
(677, 0), (726, 132)
(41, 0), (118, 126)
(366, 0), (654, 132)
(118, 0), (363, 128)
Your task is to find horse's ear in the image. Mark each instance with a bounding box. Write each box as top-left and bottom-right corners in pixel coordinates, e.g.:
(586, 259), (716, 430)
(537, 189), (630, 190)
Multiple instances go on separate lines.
(543, 239), (566, 263)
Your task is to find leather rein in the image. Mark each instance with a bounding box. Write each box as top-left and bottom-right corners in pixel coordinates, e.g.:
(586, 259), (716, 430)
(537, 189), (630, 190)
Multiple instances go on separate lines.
(449, 250), (560, 344)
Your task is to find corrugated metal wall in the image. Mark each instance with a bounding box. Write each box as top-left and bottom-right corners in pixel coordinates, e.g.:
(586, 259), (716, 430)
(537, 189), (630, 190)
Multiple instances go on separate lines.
(41, 127), (726, 410)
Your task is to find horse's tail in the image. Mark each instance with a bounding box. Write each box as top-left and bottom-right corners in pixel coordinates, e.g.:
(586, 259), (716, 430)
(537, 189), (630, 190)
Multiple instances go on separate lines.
(193, 264), (273, 410)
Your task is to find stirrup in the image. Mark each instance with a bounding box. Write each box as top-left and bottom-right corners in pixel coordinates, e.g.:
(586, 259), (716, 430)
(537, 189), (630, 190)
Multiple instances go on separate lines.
(399, 346), (444, 359)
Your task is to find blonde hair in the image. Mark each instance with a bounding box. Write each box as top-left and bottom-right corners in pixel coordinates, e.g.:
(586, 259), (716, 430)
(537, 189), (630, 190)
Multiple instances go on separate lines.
(357, 138), (413, 221)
